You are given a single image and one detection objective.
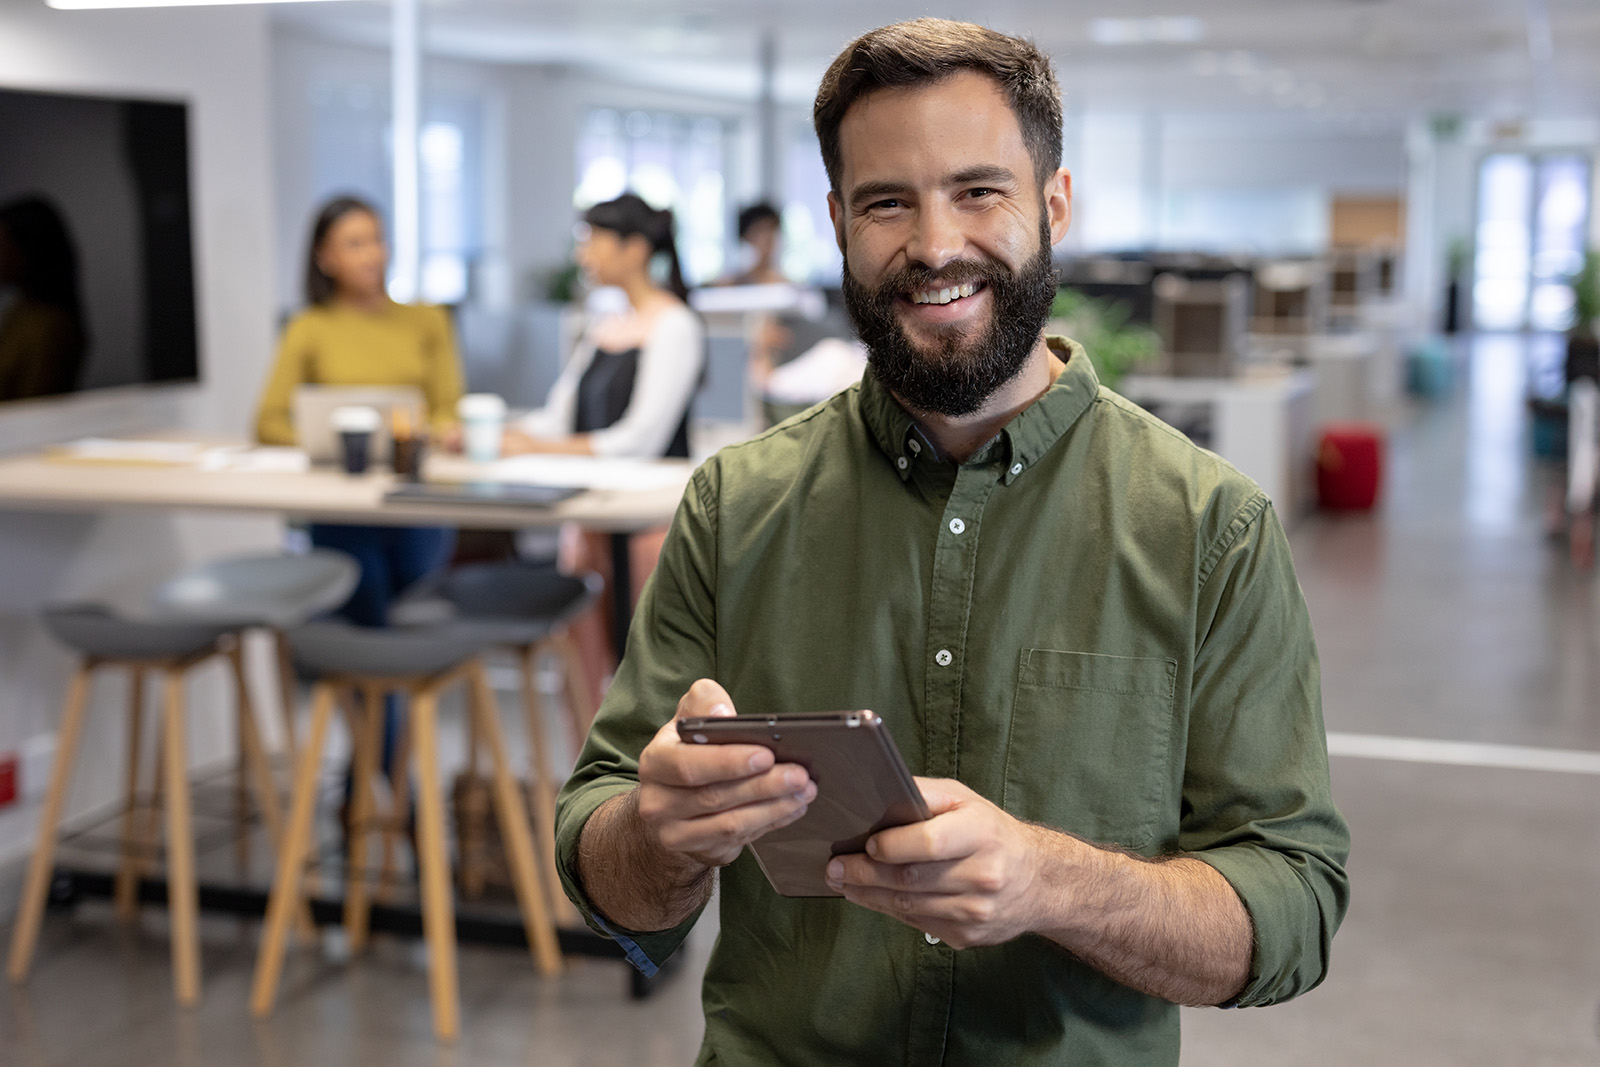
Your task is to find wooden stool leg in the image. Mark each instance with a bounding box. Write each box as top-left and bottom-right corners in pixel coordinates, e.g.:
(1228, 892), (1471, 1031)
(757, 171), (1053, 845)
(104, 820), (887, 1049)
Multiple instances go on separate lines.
(115, 667), (147, 920)
(273, 631), (299, 761)
(7, 664), (93, 982)
(251, 682), (337, 1018)
(473, 661), (563, 975)
(520, 646), (577, 925)
(343, 684), (384, 952)
(378, 700), (413, 903)
(229, 647), (286, 846)
(161, 671), (201, 1006)
(555, 632), (597, 748)
(409, 685), (460, 1042)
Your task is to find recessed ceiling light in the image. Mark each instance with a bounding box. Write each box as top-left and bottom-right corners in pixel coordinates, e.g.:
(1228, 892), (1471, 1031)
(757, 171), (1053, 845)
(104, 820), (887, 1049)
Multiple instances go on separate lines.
(1088, 16), (1205, 46)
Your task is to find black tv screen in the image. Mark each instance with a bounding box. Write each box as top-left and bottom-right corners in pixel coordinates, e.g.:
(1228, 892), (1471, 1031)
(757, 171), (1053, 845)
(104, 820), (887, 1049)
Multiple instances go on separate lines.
(0, 86), (199, 403)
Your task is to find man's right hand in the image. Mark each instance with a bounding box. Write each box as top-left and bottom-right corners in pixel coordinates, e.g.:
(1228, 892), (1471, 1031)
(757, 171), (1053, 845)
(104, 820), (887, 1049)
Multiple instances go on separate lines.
(635, 678), (817, 870)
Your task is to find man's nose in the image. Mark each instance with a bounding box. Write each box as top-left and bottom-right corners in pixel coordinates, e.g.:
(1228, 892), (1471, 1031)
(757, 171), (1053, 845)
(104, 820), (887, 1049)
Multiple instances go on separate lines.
(904, 202), (965, 272)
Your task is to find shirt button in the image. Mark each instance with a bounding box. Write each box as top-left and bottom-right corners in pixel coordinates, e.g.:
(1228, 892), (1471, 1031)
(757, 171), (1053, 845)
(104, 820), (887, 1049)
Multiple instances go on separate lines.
(896, 456), (909, 470)
(935, 649), (953, 667)
(948, 518), (965, 535)
(1010, 462), (1023, 476)
(924, 932), (941, 946)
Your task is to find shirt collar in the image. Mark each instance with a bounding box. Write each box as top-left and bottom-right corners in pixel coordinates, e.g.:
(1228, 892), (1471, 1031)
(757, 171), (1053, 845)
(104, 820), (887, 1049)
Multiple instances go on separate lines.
(857, 335), (1101, 484)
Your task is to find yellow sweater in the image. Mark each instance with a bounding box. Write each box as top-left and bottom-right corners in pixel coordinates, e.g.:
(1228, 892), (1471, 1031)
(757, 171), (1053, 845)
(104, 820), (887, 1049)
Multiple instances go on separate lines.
(254, 300), (464, 445)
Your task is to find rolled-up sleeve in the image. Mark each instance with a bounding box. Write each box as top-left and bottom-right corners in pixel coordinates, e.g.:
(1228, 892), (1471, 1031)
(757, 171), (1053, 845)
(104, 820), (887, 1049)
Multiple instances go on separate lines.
(554, 462), (722, 969)
(1179, 495), (1351, 1007)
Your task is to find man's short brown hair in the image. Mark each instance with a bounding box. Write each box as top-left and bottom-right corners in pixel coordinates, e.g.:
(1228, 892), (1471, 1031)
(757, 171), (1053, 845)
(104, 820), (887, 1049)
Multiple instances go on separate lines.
(813, 18), (1063, 194)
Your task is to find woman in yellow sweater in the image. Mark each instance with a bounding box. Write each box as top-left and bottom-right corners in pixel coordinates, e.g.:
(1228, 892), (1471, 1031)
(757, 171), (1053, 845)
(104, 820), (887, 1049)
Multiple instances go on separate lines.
(255, 196), (463, 627)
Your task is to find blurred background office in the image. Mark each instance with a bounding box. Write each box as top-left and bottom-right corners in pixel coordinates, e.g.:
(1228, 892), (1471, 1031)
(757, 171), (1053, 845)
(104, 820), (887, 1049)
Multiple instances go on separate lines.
(1, 1), (1599, 1064)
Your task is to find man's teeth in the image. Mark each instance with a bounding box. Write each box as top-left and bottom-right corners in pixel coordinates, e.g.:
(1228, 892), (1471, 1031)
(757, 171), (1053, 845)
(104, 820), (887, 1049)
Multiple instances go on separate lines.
(910, 283), (978, 305)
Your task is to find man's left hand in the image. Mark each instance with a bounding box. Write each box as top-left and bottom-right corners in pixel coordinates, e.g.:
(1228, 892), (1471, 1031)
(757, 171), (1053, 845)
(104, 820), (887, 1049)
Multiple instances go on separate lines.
(825, 777), (1047, 948)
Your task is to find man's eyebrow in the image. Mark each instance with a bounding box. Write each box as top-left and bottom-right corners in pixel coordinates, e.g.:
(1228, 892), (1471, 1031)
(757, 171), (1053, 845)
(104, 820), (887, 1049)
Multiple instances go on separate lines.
(947, 164), (1019, 187)
(847, 165), (1022, 208)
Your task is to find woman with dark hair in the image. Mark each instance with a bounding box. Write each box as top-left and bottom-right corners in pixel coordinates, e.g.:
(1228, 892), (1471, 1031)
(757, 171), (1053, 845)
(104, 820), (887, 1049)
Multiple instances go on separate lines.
(254, 195), (464, 627)
(505, 193), (703, 459)
(0, 195), (87, 401)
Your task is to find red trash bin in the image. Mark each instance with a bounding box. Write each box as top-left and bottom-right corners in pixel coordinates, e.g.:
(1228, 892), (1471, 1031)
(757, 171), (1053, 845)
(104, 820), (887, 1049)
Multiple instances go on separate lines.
(1317, 424), (1384, 510)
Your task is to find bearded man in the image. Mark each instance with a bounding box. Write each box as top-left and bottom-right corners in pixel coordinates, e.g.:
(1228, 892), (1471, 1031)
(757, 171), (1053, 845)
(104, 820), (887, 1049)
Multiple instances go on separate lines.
(556, 19), (1349, 1066)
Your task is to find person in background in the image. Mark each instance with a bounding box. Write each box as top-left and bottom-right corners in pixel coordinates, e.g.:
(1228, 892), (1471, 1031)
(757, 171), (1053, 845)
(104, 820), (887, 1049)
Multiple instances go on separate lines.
(504, 192), (703, 460)
(255, 194), (464, 627)
(504, 192), (704, 698)
(0, 196), (87, 401)
(716, 201), (788, 287)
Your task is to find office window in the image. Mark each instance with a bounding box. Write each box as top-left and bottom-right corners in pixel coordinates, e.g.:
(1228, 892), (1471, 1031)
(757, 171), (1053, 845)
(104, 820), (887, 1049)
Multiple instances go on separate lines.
(1473, 153), (1590, 331)
(308, 82), (484, 304)
(781, 123), (844, 285)
(575, 108), (729, 285)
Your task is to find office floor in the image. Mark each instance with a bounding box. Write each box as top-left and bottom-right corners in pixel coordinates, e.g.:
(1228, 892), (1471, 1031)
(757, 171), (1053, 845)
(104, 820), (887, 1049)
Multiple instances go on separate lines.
(4, 332), (1599, 1065)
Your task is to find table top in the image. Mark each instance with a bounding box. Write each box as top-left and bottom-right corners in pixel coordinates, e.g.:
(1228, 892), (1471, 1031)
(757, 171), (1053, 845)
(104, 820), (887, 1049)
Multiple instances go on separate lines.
(0, 444), (694, 532)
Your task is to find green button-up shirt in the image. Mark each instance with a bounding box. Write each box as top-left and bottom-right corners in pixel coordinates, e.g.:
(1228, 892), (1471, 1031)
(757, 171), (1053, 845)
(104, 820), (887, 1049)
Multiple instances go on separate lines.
(556, 338), (1350, 1067)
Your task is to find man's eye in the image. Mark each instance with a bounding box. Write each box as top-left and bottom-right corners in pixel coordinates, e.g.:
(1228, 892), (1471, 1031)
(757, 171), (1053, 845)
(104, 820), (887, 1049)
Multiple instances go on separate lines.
(965, 188), (996, 199)
(870, 199), (904, 210)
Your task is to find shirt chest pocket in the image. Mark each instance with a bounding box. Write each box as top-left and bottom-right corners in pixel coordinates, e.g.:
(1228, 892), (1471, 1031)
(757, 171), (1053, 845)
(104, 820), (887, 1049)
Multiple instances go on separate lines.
(1001, 649), (1178, 852)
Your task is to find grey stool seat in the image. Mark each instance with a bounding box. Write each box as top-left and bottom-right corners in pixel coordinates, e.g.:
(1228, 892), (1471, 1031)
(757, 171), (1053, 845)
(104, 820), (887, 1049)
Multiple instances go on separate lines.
(42, 604), (234, 661)
(287, 620), (498, 680)
(396, 562), (603, 646)
(149, 550), (359, 629)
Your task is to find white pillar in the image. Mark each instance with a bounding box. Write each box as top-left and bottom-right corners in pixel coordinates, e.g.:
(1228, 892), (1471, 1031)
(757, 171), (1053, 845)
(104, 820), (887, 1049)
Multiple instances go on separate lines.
(390, 0), (422, 303)
(757, 31), (779, 201)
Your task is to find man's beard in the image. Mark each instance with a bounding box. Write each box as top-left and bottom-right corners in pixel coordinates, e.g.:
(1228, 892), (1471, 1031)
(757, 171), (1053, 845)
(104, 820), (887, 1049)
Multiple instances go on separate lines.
(842, 218), (1058, 418)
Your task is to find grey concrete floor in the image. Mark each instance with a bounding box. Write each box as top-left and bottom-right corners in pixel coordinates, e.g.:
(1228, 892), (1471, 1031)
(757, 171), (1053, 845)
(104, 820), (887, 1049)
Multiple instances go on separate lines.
(4, 332), (1599, 1064)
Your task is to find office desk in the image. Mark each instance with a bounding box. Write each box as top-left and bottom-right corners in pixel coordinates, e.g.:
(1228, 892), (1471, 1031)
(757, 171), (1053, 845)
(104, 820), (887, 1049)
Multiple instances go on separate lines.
(0, 450), (692, 532)
(0, 447), (693, 655)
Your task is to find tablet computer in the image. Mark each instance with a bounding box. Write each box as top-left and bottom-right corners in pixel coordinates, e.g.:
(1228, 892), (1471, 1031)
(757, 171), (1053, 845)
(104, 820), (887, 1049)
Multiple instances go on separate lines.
(675, 710), (929, 897)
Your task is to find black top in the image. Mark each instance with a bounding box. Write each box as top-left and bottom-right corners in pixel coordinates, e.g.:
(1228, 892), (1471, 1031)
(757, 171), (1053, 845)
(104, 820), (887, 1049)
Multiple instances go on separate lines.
(573, 345), (692, 459)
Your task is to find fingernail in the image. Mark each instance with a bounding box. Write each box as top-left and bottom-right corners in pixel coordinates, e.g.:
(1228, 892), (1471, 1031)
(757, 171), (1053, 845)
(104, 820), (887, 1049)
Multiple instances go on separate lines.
(866, 837), (879, 857)
(826, 860), (843, 886)
(748, 752), (767, 771)
(710, 703), (734, 718)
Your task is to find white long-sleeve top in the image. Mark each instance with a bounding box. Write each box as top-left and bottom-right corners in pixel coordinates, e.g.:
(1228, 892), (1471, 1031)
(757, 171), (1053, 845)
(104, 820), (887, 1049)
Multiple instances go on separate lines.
(517, 303), (704, 459)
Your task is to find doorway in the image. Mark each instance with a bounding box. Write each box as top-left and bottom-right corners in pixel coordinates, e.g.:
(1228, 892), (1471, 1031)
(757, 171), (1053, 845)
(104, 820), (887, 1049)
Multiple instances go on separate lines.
(1472, 152), (1591, 331)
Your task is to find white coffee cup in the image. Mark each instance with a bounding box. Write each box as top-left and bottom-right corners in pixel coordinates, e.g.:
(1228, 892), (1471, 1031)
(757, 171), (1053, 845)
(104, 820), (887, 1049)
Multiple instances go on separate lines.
(457, 393), (506, 464)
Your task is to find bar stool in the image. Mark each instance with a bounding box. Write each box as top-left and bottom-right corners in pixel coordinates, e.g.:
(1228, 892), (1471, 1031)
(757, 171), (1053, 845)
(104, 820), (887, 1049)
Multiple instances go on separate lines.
(6, 606), (284, 1006)
(249, 619), (562, 1042)
(397, 562), (601, 919)
(148, 549), (360, 758)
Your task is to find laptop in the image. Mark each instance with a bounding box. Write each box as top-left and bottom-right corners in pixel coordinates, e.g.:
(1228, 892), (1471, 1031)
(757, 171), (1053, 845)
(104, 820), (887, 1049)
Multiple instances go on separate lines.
(292, 385), (425, 464)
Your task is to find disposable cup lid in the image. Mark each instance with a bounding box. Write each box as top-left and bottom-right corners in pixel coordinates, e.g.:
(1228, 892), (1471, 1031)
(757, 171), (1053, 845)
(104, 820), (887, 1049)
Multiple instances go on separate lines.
(331, 405), (381, 432)
(458, 393), (506, 419)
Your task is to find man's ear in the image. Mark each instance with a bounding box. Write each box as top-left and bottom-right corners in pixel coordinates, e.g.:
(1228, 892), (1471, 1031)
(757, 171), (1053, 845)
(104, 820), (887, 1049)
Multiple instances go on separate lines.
(827, 191), (847, 256)
(1045, 167), (1073, 247)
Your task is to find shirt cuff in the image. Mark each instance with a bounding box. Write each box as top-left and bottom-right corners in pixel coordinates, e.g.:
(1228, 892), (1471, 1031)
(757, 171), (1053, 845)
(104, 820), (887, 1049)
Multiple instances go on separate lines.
(1192, 843), (1339, 1008)
(554, 779), (707, 974)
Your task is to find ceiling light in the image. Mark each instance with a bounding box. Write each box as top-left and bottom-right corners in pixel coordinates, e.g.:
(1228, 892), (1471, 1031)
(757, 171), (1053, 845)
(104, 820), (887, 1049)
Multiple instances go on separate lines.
(1088, 16), (1205, 46)
(47, 0), (341, 8)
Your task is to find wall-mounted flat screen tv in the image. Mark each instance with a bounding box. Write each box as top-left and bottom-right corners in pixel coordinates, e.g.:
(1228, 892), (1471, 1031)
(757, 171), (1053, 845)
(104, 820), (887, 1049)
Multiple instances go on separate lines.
(0, 86), (198, 404)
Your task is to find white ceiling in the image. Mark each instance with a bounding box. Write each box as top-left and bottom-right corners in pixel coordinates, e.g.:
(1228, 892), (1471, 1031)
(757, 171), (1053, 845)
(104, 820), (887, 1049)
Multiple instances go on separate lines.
(274, 0), (1600, 126)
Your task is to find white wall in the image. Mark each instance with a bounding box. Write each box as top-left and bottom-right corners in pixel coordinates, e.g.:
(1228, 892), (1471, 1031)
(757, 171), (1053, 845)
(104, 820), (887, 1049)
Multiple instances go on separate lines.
(1068, 110), (1408, 255)
(0, 4), (281, 891)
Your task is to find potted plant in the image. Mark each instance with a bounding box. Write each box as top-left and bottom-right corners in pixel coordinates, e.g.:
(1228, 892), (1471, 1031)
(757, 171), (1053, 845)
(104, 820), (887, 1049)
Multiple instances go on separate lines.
(1048, 287), (1160, 392)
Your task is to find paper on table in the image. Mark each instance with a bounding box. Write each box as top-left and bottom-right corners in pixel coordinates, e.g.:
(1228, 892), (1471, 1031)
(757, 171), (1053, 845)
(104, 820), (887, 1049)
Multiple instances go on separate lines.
(51, 438), (313, 473)
(485, 455), (690, 492)
(51, 438), (215, 465)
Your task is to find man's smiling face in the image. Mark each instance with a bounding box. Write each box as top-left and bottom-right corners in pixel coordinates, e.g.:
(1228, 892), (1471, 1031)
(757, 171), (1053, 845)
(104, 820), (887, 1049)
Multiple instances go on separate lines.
(829, 70), (1071, 418)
